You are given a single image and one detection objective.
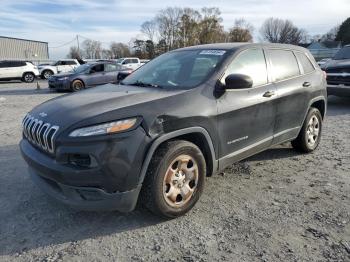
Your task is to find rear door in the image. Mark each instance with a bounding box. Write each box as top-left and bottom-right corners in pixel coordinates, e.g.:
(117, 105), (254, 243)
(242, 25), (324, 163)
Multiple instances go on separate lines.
(217, 48), (277, 168)
(266, 49), (312, 144)
(104, 63), (119, 83)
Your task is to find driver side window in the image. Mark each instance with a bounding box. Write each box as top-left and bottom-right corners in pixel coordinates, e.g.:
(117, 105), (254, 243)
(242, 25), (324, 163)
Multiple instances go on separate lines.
(90, 64), (104, 74)
(223, 49), (268, 88)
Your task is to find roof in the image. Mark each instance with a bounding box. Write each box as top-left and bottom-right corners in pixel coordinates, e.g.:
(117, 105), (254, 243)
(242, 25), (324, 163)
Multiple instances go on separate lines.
(176, 42), (309, 52)
(0, 35), (48, 44)
(307, 41), (342, 50)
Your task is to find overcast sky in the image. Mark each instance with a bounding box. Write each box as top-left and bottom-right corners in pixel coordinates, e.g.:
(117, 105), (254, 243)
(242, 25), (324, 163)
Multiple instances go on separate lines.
(1, 0), (349, 59)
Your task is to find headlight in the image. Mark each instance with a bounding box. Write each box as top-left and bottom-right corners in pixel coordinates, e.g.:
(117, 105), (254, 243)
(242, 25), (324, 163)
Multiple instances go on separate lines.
(57, 77), (69, 81)
(69, 118), (138, 137)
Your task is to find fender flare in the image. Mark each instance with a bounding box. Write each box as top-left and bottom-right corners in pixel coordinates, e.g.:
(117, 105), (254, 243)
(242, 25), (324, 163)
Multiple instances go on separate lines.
(297, 96), (326, 136)
(306, 96), (327, 119)
(138, 127), (217, 184)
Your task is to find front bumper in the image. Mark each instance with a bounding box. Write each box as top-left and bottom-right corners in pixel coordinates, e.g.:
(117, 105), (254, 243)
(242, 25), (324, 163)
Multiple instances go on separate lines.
(48, 79), (71, 90)
(327, 84), (350, 97)
(20, 127), (150, 211)
(29, 168), (141, 211)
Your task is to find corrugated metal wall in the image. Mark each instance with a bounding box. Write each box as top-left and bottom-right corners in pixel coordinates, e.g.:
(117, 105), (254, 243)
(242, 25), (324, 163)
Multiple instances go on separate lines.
(0, 37), (49, 60)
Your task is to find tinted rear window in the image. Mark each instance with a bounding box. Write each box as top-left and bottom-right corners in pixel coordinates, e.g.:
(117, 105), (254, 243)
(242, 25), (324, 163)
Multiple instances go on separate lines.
(66, 61), (77, 65)
(295, 52), (314, 74)
(268, 49), (300, 81)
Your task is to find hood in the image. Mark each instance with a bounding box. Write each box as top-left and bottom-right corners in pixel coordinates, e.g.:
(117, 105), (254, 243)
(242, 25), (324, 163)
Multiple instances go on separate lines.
(51, 72), (75, 78)
(323, 59), (350, 71)
(28, 84), (187, 131)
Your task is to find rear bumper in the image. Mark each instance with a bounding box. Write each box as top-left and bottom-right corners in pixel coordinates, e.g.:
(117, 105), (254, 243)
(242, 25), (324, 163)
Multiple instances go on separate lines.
(327, 84), (350, 97)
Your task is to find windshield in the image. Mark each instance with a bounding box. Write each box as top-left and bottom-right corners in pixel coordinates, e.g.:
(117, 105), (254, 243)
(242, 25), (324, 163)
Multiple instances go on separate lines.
(334, 46), (350, 60)
(121, 50), (227, 89)
(116, 58), (123, 64)
(74, 64), (91, 74)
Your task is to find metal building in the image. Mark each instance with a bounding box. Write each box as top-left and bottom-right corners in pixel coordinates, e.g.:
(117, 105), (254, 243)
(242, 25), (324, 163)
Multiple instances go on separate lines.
(0, 36), (49, 60)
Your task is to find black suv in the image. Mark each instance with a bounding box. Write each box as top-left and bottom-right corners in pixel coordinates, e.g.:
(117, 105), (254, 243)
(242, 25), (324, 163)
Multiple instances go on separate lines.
(322, 45), (350, 96)
(20, 43), (327, 218)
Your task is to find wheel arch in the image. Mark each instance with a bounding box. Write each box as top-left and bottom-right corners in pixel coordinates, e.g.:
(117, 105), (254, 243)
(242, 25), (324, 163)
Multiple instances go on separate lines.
(22, 71), (35, 78)
(41, 69), (54, 76)
(71, 78), (85, 88)
(310, 98), (326, 119)
(138, 127), (218, 185)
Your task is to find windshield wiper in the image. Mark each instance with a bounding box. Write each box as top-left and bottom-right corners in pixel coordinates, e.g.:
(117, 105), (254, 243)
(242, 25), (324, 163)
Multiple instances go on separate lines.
(127, 81), (162, 88)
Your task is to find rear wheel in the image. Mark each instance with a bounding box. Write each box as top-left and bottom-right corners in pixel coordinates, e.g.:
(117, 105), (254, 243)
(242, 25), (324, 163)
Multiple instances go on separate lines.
(141, 140), (206, 218)
(292, 107), (322, 153)
(22, 72), (35, 83)
(71, 80), (84, 92)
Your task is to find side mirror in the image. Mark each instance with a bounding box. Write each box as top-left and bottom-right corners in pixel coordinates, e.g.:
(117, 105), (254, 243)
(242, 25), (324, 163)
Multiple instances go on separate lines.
(224, 74), (253, 90)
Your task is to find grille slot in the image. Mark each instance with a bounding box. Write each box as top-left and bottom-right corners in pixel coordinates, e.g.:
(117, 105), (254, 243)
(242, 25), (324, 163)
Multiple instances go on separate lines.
(22, 114), (59, 154)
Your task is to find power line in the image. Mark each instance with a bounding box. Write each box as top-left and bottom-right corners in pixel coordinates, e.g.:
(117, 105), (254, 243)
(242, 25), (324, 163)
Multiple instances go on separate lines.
(48, 38), (76, 48)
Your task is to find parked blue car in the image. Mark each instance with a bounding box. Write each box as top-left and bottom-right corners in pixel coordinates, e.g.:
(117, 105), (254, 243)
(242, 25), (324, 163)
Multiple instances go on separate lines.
(48, 61), (132, 92)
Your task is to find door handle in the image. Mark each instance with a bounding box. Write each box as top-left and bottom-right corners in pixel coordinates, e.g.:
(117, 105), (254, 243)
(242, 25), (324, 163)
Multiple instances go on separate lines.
(263, 91), (275, 98)
(303, 82), (311, 87)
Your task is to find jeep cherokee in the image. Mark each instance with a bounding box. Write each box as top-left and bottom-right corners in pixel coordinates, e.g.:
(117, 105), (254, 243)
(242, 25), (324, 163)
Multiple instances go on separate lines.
(20, 43), (327, 218)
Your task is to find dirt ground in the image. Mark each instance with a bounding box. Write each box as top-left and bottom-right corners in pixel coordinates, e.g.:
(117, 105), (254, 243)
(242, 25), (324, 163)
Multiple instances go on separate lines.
(0, 81), (349, 262)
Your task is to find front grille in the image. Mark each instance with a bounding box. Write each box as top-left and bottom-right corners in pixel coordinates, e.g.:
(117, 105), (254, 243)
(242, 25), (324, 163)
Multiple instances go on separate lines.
(326, 68), (350, 74)
(327, 73), (350, 86)
(22, 114), (59, 154)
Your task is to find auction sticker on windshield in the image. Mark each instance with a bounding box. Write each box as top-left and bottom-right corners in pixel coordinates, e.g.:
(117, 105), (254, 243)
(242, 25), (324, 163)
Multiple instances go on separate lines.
(199, 50), (226, 56)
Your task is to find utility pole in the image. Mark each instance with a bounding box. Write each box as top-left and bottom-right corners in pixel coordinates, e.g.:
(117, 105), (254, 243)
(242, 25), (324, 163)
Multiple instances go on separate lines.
(76, 35), (80, 58)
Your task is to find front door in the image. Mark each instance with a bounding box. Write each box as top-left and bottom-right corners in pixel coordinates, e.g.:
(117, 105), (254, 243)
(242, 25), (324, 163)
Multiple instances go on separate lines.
(217, 48), (277, 169)
(86, 64), (105, 86)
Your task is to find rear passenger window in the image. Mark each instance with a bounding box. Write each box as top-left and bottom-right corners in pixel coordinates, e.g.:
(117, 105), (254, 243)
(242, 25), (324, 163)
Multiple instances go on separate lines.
(223, 49), (268, 87)
(268, 49), (300, 81)
(105, 63), (117, 72)
(66, 61), (76, 65)
(295, 52), (314, 74)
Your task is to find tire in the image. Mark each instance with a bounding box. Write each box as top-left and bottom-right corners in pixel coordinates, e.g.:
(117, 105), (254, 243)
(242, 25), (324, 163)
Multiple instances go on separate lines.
(140, 140), (206, 218)
(22, 72), (35, 83)
(292, 107), (322, 153)
(71, 80), (84, 92)
(42, 70), (53, 80)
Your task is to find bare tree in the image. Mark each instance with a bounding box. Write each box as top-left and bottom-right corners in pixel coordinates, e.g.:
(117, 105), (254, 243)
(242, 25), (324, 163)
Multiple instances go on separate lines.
(260, 17), (306, 44)
(228, 18), (254, 42)
(67, 46), (80, 59)
(321, 26), (340, 42)
(82, 39), (102, 59)
(141, 20), (158, 43)
(156, 7), (183, 50)
(198, 7), (225, 44)
(178, 8), (201, 47)
(110, 42), (130, 58)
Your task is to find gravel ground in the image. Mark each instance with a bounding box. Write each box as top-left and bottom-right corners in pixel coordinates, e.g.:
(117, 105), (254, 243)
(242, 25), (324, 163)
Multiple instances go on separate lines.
(0, 81), (349, 262)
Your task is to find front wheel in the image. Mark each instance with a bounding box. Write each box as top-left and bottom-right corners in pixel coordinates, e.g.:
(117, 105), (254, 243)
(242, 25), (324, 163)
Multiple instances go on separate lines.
(141, 140), (206, 218)
(292, 107), (323, 153)
(71, 80), (84, 92)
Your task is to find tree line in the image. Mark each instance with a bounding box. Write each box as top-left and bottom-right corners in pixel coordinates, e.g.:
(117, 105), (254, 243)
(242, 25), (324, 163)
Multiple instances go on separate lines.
(67, 7), (350, 60)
